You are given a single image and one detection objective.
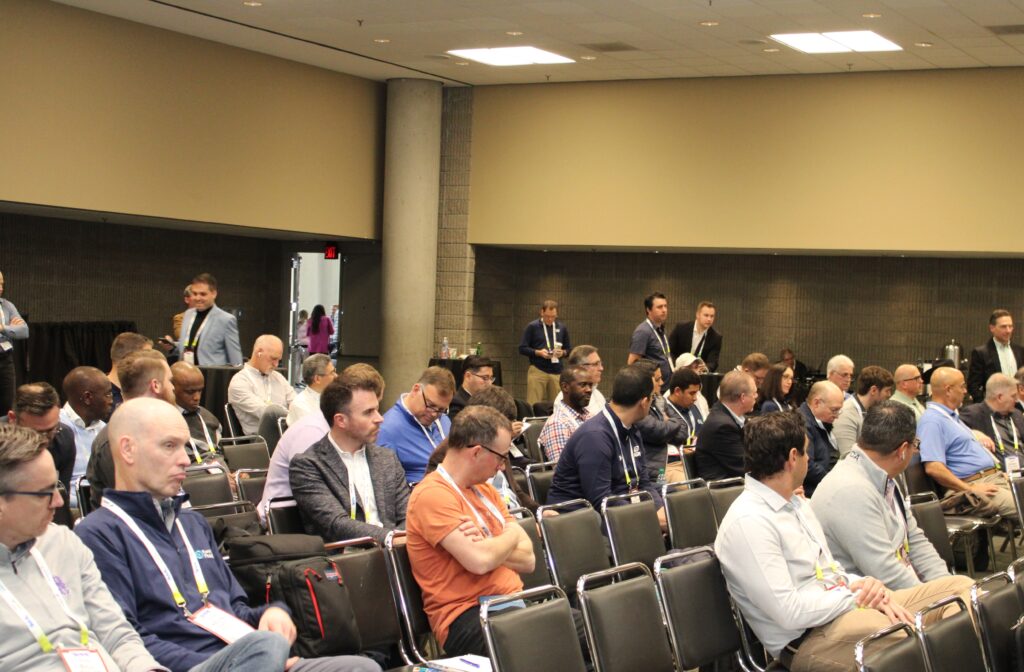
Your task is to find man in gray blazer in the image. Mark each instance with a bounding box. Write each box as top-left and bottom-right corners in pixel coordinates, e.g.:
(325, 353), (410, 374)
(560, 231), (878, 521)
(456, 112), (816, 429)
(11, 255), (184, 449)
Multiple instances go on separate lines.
(289, 379), (409, 544)
(176, 272), (243, 366)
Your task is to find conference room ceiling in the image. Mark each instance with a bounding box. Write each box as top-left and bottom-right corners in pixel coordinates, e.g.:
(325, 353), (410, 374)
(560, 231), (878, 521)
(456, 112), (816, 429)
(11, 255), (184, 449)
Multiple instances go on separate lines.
(58, 0), (1024, 86)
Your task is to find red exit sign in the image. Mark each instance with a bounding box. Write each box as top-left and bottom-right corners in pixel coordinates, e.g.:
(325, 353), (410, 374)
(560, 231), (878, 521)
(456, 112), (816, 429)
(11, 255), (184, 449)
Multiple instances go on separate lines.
(323, 243), (340, 260)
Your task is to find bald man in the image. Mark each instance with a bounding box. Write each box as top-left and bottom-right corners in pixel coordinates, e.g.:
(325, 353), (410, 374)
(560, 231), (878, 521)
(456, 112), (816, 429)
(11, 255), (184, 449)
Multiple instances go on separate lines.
(918, 367), (1015, 518)
(797, 381), (844, 496)
(171, 361), (222, 449)
(227, 335), (295, 436)
(890, 364), (926, 419)
(58, 366), (113, 508)
(76, 399), (381, 672)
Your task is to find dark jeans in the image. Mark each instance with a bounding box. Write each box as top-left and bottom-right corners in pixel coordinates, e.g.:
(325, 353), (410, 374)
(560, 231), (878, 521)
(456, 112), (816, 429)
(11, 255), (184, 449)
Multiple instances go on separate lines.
(0, 353), (14, 417)
(444, 601), (589, 658)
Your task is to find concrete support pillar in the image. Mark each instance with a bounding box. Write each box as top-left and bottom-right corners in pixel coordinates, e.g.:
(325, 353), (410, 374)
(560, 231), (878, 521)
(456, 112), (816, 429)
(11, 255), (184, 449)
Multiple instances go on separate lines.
(381, 78), (443, 407)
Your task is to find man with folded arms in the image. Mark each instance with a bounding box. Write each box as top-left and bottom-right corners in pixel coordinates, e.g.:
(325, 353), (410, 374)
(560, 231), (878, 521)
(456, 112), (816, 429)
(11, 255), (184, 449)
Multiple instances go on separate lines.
(918, 366), (1016, 517)
(813, 402), (955, 589)
(0, 424), (164, 672)
(890, 364), (926, 419)
(716, 411), (972, 672)
(75, 398), (380, 672)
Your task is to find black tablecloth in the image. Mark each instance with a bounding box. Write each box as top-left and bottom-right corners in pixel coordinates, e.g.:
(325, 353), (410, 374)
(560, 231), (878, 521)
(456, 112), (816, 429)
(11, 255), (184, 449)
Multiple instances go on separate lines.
(429, 358), (503, 388)
(700, 372), (723, 401)
(199, 365), (242, 429)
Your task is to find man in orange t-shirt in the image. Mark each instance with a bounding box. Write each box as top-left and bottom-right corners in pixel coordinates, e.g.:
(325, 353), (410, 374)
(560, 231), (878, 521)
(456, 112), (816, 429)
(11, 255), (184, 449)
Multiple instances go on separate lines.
(406, 406), (534, 655)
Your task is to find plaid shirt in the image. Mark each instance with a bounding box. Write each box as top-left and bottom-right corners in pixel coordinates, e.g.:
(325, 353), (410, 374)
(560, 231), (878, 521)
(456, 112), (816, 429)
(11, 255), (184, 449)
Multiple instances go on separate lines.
(538, 399), (590, 462)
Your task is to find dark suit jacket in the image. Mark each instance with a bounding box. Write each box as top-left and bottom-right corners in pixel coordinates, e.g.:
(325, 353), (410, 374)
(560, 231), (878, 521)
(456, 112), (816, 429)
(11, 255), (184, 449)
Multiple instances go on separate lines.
(695, 402), (745, 481)
(637, 397), (690, 480)
(448, 386), (472, 420)
(668, 321), (722, 372)
(799, 402), (835, 497)
(289, 435), (409, 544)
(968, 338), (1024, 402)
(960, 401), (1024, 454)
(0, 417), (76, 526)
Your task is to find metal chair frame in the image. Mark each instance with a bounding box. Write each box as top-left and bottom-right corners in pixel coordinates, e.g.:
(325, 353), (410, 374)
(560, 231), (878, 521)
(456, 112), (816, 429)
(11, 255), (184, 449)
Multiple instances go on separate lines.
(536, 498), (602, 593)
(383, 530), (430, 665)
(914, 595), (985, 672)
(600, 490), (660, 567)
(525, 460), (558, 504)
(480, 585), (580, 672)
(854, 622), (920, 672)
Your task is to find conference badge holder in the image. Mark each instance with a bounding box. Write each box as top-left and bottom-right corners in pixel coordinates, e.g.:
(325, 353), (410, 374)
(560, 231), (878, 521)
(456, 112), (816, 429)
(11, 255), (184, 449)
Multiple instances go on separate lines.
(58, 648), (109, 672)
(188, 604), (256, 644)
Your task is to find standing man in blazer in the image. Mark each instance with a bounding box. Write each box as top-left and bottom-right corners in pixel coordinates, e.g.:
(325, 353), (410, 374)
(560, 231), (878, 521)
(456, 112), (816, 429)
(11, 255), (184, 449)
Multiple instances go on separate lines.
(290, 379), (409, 544)
(968, 309), (1024, 403)
(668, 301), (723, 373)
(696, 370), (757, 481)
(176, 272), (243, 366)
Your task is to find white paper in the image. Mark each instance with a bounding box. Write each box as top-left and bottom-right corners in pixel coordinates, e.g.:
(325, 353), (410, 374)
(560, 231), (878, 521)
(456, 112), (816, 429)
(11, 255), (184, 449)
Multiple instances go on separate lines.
(428, 654), (493, 672)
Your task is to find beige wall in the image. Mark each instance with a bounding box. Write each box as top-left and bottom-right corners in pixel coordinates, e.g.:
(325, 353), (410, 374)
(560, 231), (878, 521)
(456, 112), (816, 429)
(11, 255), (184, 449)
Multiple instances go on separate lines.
(0, 0), (384, 239)
(470, 68), (1024, 254)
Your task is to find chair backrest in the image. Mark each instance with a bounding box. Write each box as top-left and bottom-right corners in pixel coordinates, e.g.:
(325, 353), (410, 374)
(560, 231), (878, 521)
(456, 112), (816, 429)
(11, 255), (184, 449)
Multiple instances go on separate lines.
(510, 507), (552, 590)
(522, 416), (548, 463)
(515, 398), (533, 421)
(1011, 476), (1024, 521)
(509, 466), (529, 496)
(537, 500), (612, 600)
(532, 401), (554, 417)
(482, 586), (588, 672)
(654, 547), (743, 670)
(266, 497), (305, 534)
(855, 623), (926, 672)
(223, 402), (242, 438)
(183, 468), (234, 507)
(601, 492), (666, 569)
(663, 479), (718, 551)
(219, 435), (271, 470)
(383, 531), (431, 664)
(526, 461), (557, 506)
(235, 469), (268, 508)
(904, 454), (940, 496)
(909, 495), (955, 570)
(682, 450), (698, 481)
(708, 477), (744, 525)
(328, 539), (405, 654)
(75, 476), (93, 516)
(970, 572), (1022, 672)
(578, 563), (675, 672)
(915, 595), (986, 672)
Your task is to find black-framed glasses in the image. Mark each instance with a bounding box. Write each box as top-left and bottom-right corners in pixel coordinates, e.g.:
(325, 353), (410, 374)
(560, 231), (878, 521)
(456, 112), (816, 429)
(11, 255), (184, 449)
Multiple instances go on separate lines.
(421, 389), (449, 415)
(467, 371), (495, 383)
(475, 443), (509, 461)
(0, 481), (66, 505)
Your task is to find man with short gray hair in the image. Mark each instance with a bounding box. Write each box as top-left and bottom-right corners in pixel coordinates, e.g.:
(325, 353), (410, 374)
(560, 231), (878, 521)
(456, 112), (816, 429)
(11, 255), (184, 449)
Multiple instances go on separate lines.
(827, 354), (855, 400)
(287, 354), (337, 426)
(1015, 366), (1024, 414)
(812, 401), (954, 589)
(798, 381), (844, 496)
(696, 370), (757, 481)
(960, 373), (1024, 474)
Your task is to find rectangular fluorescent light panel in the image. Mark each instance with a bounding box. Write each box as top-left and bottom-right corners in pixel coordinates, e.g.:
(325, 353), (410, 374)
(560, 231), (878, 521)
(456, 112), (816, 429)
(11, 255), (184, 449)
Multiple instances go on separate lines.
(770, 30), (901, 54)
(447, 46), (574, 66)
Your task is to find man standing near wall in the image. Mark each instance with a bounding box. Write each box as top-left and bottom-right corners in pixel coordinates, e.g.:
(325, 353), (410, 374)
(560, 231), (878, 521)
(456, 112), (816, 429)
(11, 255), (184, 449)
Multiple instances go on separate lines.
(668, 301), (722, 372)
(628, 292), (672, 385)
(968, 309), (1024, 403)
(518, 299), (570, 406)
(176, 272), (243, 366)
(0, 270), (29, 417)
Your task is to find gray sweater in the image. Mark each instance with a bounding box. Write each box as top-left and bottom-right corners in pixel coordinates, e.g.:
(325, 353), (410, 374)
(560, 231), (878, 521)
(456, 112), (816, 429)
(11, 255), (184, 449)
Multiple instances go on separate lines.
(811, 447), (949, 590)
(0, 524), (164, 672)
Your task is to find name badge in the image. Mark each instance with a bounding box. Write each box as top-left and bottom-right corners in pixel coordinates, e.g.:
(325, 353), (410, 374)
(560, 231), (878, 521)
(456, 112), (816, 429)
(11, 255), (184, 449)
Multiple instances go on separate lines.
(508, 443), (524, 459)
(188, 604), (256, 644)
(0, 341), (12, 353)
(1005, 454), (1021, 476)
(59, 648), (108, 672)
(632, 445), (642, 458)
(182, 350), (196, 365)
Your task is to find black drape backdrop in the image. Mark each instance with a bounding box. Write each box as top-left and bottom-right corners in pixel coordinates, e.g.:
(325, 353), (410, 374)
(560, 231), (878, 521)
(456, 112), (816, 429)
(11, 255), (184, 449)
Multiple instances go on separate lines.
(23, 321), (137, 398)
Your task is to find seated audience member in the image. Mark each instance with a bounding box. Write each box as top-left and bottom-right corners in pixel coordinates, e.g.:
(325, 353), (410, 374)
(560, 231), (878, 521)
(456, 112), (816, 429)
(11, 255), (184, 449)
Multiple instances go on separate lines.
(961, 373), (1024, 473)
(1016, 366), (1024, 413)
(287, 354), (338, 426)
(827, 354), (856, 400)
(780, 348), (810, 404)
(259, 364), (383, 523)
(631, 359), (689, 483)
(538, 364), (594, 462)
(377, 366), (455, 484)
(812, 401), (955, 590)
(554, 345), (607, 416)
(918, 366), (1016, 517)
(832, 365), (894, 458)
(798, 381), (844, 496)
(663, 366), (704, 445)
(175, 272), (244, 367)
(406, 407), (540, 656)
(75, 398), (381, 672)
(674, 353), (711, 417)
(170, 361), (222, 451)
(518, 299), (570, 406)
(716, 411), (973, 672)
(890, 364), (926, 419)
(696, 370), (757, 481)
(757, 362), (796, 413)
(106, 332), (153, 413)
(228, 335), (295, 436)
(547, 366), (666, 526)
(87, 350), (183, 510)
(738, 352), (771, 391)
(667, 300), (722, 372)
(448, 355), (495, 420)
(289, 379), (408, 544)
(59, 366), (113, 509)
(967, 309), (1023, 403)
(0, 424), (164, 672)
(4, 383), (76, 527)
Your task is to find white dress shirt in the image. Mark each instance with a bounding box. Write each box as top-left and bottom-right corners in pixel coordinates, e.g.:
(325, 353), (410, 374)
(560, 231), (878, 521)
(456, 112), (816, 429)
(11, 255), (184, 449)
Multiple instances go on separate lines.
(59, 402), (105, 507)
(287, 387), (321, 426)
(328, 434), (380, 526)
(227, 365), (296, 435)
(715, 475), (861, 657)
(995, 340), (1018, 377)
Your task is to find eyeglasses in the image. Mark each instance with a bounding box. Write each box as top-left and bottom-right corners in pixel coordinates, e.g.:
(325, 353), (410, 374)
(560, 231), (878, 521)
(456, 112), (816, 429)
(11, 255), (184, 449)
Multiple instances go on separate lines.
(0, 481), (66, 505)
(468, 371), (495, 383)
(421, 389), (449, 415)
(896, 375), (923, 384)
(475, 443), (509, 461)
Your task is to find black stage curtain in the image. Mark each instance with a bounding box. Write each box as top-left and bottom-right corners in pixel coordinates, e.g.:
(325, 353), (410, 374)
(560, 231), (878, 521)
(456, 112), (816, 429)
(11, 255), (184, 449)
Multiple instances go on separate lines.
(25, 321), (137, 395)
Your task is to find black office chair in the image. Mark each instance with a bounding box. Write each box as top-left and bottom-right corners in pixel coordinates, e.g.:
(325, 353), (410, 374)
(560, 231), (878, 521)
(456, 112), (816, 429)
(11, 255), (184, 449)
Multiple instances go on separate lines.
(75, 476), (93, 516)
(532, 401), (554, 417)
(509, 466), (529, 497)
(219, 435), (271, 470)
(915, 595), (986, 672)
(223, 402), (242, 438)
(383, 531), (433, 664)
(266, 496), (305, 534)
(855, 623), (927, 672)
(911, 492), (985, 576)
(578, 562), (675, 672)
(183, 466), (234, 507)
(526, 460), (557, 506)
(708, 476), (745, 525)
(681, 450), (698, 481)
(234, 468), (268, 508)
(509, 507), (552, 590)
(537, 499), (612, 602)
(662, 479), (718, 551)
(970, 572), (1022, 672)
(601, 491), (666, 569)
(481, 585), (588, 672)
(514, 398), (532, 421)
(521, 416), (548, 463)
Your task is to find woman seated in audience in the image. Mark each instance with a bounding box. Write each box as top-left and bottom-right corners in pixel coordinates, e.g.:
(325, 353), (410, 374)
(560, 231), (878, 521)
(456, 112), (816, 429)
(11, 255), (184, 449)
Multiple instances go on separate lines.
(757, 362), (796, 413)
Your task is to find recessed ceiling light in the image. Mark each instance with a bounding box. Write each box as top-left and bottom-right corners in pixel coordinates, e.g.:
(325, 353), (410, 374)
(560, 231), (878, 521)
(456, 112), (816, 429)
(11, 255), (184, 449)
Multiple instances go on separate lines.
(242, 1), (262, 6)
(915, 41), (934, 48)
(763, 47), (780, 53)
(862, 13), (882, 19)
(447, 46), (574, 66)
(700, 20), (719, 27)
(580, 55), (597, 61)
(770, 30), (901, 53)
(373, 38), (390, 44)
(506, 31), (523, 36)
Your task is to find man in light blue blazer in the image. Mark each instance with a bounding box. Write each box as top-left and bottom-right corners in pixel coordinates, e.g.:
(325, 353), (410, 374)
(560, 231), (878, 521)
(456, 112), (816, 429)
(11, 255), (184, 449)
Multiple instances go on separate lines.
(176, 272), (243, 366)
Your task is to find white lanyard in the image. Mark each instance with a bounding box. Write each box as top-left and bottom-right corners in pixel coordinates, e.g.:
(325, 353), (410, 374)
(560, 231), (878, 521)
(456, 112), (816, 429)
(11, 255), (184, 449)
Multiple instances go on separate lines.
(103, 500), (209, 615)
(541, 321), (556, 351)
(0, 549), (91, 653)
(197, 415), (215, 448)
(646, 319), (671, 358)
(792, 505), (845, 587)
(990, 415), (1020, 454)
(436, 465), (505, 536)
(773, 398), (786, 412)
(340, 447), (372, 522)
(693, 329), (706, 358)
(603, 408), (640, 489)
(666, 400), (697, 441)
(401, 394), (446, 448)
